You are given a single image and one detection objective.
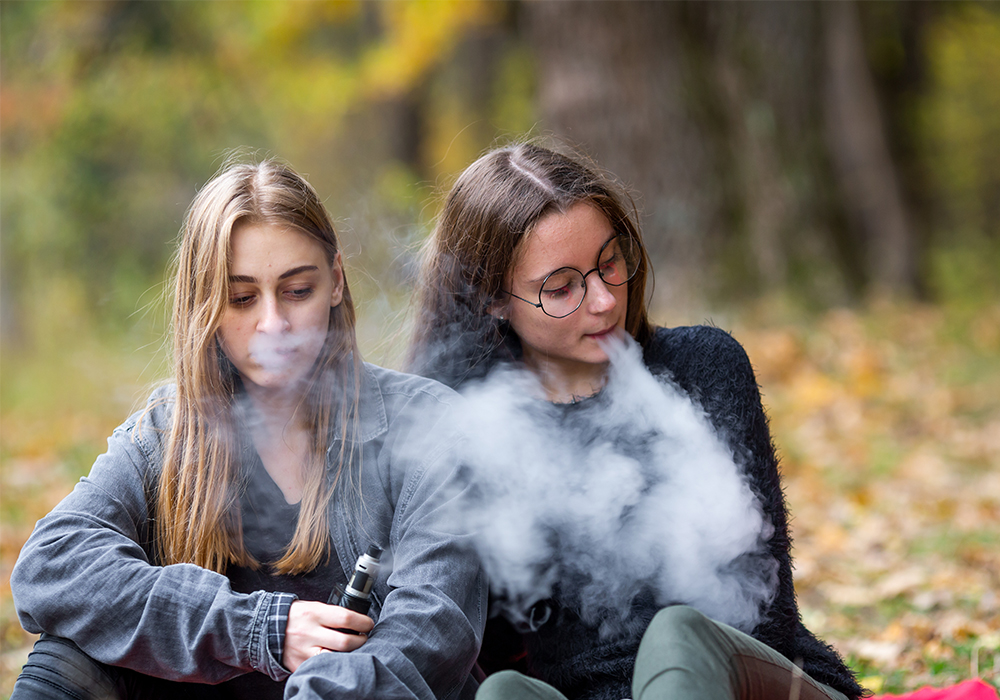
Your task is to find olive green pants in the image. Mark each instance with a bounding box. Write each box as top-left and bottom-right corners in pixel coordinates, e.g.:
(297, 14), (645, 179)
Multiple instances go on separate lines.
(476, 606), (851, 700)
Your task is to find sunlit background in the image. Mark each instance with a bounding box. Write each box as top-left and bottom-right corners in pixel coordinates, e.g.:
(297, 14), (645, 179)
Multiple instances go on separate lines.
(2, 2), (998, 695)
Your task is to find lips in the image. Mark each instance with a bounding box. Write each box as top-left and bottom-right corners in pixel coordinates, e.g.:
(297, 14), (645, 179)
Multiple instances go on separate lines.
(251, 346), (299, 370)
(585, 325), (618, 339)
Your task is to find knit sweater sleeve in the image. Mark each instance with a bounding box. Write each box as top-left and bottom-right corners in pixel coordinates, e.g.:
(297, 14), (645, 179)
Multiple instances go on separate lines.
(643, 325), (865, 699)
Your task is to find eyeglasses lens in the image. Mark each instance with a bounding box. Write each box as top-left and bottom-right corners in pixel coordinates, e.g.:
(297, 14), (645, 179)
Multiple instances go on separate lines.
(597, 236), (638, 286)
(536, 236), (640, 318)
(540, 269), (586, 318)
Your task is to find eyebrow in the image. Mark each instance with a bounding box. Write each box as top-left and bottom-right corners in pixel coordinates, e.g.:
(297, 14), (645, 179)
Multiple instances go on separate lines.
(525, 234), (619, 284)
(229, 265), (319, 284)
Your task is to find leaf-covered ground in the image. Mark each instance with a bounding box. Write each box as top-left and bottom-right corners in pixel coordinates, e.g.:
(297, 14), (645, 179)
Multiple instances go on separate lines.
(1, 302), (998, 697)
(732, 302), (1000, 694)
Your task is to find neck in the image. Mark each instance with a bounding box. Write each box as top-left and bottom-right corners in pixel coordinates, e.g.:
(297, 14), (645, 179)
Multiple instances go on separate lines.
(243, 383), (308, 437)
(523, 356), (608, 404)
(241, 383), (313, 505)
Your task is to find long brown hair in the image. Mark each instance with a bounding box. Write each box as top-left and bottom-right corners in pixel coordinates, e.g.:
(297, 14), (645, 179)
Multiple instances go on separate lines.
(409, 142), (652, 388)
(156, 157), (361, 575)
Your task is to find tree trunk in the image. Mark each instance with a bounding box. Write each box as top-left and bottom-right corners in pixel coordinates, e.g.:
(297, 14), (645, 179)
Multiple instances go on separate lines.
(524, 0), (919, 306)
(524, 0), (721, 309)
(822, 0), (918, 297)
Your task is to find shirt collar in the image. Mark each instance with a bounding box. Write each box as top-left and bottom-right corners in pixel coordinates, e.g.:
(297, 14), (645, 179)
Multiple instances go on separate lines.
(328, 362), (387, 447)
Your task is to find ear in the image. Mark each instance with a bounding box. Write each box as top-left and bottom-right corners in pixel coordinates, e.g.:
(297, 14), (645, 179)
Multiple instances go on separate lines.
(329, 251), (345, 309)
(486, 297), (511, 322)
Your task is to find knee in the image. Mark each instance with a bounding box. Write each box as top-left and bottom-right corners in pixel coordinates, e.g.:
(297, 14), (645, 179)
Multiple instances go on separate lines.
(634, 607), (737, 700)
(13, 635), (121, 700)
(477, 670), (566, 700)
(647, 605), (713, 639)
(478, 670), (534, 695)
(638, 605), (726, 669)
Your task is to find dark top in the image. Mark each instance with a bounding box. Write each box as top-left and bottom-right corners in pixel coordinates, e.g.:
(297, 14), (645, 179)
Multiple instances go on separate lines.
(445, 325), (865, 700)
(500, 393), (663, 699)
(220, 444), (344, 699)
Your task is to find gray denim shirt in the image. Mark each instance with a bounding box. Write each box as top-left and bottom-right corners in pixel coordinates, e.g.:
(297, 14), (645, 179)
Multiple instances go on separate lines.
(11, 363), (486, 700)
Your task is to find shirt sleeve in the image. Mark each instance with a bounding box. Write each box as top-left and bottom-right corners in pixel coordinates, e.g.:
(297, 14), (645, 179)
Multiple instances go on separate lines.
(10, 412), (284, 683)
(645, 326), (798, 651)
(267, 592), (297, 672)
(646, 326), (862, 697)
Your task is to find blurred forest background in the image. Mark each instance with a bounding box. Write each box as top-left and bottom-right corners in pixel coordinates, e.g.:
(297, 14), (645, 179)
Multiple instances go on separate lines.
(1, 1), (998, 696)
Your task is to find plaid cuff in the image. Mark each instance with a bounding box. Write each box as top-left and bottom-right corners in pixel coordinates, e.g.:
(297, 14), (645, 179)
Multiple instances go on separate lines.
(266, 592), (298, 669)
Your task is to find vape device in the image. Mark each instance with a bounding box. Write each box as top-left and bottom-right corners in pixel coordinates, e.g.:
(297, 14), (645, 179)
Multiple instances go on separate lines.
(330, 544), (383, 634)
(338, 544), (383, 613)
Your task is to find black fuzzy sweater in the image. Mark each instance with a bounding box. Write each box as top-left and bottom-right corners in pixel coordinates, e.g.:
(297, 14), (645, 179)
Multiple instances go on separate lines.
(433, 325), (864, 700)
(644, 326), (862, 699)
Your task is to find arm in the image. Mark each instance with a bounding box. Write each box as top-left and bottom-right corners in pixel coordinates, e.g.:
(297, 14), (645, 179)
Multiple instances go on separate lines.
(10, 405), (284, 683)
(286, 392), (487, 700)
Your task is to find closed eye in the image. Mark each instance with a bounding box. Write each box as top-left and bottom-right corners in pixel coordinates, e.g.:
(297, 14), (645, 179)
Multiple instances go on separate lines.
(229, 293), (255, 307)
(285, 287), (314, 301)
(542, 286), (571, 300)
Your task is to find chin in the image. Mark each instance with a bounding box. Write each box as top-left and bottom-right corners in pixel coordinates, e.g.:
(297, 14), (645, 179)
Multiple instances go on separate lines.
(575, 351), (611, 366)
(247, 369), (298, 390)
(581, 342), (613, 362)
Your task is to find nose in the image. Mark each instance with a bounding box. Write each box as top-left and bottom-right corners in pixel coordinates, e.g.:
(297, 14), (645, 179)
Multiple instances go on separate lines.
(257, 296), (290, 334)
(584, 274), (618, 314)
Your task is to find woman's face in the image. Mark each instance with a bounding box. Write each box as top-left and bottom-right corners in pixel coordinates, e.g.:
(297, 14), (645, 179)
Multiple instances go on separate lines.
(503, 201), (628, 389)
(218, 222), (343, 398)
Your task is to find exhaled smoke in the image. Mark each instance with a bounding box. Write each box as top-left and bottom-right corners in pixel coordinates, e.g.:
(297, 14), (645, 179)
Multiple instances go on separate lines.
(442, 332), (777, 636)
(247, 329), (327, 374)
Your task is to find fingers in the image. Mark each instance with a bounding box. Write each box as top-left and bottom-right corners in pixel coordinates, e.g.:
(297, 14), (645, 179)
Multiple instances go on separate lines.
(330, 607), (376, 637)
(327, 628), (369, 653)
(290, 600), (375, 637)
(282, 600), (375, 671)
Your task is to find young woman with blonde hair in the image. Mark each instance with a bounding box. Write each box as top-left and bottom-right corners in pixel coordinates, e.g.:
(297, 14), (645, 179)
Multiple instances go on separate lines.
(409, 142), (865, 700)
(12, 158), (485, 700)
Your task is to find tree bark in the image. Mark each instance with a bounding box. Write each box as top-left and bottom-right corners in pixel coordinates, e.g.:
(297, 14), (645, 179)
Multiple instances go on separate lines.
(524, 0), (721, 309)
(524, 0), (919, 305)
(822, 0), (918, 297)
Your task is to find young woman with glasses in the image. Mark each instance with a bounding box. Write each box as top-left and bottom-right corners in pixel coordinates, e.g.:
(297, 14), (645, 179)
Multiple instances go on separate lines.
(408, 143), (864, 700)
(11, 158), (485, 700)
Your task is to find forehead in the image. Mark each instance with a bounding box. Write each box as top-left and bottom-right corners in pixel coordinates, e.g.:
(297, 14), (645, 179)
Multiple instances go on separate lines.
(512, 202), (613, 279)
(229, 222), (327, 274)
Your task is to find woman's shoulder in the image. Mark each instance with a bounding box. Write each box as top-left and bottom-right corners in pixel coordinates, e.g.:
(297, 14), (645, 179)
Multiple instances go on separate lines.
(360, 363), (461, 436)
(117, 383), (177, 454)
(644, 325), (770, 457)
(643, 324), (754, 384)
(356, 365), (465, 496)
(363, 363), (459, 405)
(126, 383), (177, 426)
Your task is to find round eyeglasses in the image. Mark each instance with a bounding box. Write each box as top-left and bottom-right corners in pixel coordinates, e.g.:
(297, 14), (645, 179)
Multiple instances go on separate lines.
(503, 234), (640, 319)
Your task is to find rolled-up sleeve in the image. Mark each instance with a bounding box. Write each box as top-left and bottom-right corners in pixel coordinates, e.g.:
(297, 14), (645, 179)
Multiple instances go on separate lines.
(10, 409), (281, 683)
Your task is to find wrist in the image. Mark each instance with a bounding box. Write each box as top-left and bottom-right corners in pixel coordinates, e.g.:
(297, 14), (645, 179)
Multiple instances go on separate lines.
(265, 592), (298, 677)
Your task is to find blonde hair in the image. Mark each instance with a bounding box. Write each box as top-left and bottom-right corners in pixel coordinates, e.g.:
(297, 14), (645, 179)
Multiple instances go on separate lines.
(156, 158), (360, 575)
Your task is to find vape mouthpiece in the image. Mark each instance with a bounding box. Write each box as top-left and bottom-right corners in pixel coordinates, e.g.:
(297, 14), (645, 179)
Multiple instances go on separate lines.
(337, 545), (383, 615)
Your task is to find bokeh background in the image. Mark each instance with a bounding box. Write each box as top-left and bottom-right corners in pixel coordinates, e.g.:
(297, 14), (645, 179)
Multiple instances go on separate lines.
(1, 1), (998, 696)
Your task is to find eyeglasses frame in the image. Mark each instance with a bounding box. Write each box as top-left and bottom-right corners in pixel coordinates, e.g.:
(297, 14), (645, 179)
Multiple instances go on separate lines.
(502, 233), (639, 319)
